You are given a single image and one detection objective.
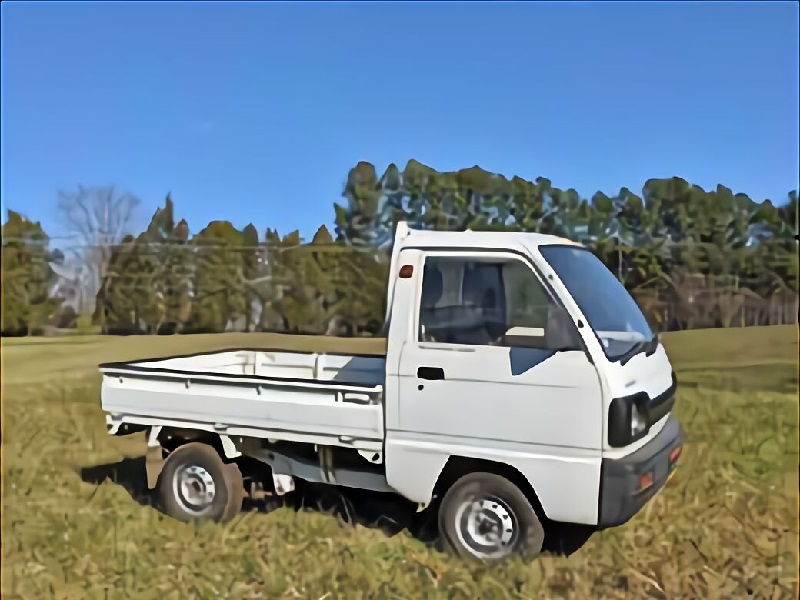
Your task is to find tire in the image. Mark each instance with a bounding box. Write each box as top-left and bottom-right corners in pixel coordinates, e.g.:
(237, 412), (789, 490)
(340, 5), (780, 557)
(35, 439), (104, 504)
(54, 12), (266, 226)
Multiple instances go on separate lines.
(158, 442), (243, 523)
(438, 472), (545, 560)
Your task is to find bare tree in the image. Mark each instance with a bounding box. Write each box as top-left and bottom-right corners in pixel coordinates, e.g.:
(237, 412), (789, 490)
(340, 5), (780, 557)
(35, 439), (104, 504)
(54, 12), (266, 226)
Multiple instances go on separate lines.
(53, 185), (140, 314)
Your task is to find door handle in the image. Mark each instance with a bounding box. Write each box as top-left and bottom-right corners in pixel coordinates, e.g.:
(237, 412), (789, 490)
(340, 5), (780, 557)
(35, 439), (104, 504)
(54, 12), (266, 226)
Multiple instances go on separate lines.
(417, 366), (445, 380)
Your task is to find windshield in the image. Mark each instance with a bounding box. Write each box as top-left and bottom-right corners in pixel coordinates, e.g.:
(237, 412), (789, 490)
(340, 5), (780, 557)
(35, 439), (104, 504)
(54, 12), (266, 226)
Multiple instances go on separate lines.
(538, 245), (654, 360)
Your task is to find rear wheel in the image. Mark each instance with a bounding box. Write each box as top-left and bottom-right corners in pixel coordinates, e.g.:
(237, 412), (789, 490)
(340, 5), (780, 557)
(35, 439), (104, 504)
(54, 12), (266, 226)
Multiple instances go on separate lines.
(158, 442), (243, 523)
(438, 472), (544, 560)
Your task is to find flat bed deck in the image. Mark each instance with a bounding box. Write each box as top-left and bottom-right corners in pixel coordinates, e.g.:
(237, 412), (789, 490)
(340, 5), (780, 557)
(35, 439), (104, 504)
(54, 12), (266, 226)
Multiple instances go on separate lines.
(100, 349), (388, 452)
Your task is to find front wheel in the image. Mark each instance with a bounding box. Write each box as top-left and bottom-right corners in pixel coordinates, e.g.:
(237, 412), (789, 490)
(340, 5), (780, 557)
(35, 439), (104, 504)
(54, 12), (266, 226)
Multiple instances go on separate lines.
(158, 442), (243, 523)
(438, 472), (545, 560)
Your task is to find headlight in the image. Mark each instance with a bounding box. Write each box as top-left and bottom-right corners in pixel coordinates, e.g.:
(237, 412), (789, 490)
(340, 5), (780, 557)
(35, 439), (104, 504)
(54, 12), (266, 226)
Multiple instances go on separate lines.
(630, 402), (646, 436)
(608, 393), (650, 447)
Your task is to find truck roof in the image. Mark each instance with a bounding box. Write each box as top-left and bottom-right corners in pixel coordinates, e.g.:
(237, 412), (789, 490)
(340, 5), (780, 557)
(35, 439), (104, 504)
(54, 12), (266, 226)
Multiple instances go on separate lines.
(394, 223), (583, 252)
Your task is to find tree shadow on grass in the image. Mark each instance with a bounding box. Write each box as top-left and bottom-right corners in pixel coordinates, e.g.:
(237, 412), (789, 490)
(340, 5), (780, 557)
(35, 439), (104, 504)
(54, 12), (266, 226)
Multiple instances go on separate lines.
(79, 456), (593, 557)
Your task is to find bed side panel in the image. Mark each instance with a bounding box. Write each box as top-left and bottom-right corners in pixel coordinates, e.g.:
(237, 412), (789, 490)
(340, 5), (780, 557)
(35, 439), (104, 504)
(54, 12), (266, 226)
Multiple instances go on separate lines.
(101, 373), (384, 447)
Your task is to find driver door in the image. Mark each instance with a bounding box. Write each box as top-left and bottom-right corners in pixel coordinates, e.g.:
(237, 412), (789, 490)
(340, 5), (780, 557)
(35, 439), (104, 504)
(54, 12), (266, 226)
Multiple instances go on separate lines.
(396, 251), (603, 451)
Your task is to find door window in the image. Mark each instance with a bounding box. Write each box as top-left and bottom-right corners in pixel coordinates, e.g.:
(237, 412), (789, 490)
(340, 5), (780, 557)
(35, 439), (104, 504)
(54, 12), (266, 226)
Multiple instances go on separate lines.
(418, 256), (554, 346)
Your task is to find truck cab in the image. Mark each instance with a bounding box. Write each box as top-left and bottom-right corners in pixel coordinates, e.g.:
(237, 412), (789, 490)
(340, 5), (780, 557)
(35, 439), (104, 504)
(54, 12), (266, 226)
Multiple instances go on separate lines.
(100, 222), (683, 560)
(382, 223), (682, 557)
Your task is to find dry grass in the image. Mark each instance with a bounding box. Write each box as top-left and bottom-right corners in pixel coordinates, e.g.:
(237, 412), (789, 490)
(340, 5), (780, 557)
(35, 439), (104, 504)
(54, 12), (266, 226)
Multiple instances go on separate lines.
(1, 326), (798, 599)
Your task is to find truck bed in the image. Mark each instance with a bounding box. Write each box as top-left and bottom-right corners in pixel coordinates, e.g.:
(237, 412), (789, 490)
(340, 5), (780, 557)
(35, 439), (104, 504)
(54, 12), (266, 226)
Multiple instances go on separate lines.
(100, 349), (387, 451)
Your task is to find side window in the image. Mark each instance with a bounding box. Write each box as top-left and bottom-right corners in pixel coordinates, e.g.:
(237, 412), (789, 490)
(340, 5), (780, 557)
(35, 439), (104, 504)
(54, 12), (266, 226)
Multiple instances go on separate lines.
(418, 256), (554, 346)
(503, 261), (552, 330)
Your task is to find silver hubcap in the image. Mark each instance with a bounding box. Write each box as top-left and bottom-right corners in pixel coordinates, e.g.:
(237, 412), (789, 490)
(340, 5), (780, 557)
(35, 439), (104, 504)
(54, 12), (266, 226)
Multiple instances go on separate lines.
(455, 495), (518, 559)
(173, 464), (216, 514)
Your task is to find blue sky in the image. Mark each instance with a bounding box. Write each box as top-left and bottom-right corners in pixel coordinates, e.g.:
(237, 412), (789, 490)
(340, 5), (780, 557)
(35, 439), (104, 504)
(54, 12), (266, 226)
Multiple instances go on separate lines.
(2, 1), (798, 242)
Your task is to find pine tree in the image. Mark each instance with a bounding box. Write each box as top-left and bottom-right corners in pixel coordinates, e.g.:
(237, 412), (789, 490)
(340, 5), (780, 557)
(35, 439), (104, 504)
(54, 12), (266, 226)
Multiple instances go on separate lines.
(1, 211), (62, 335)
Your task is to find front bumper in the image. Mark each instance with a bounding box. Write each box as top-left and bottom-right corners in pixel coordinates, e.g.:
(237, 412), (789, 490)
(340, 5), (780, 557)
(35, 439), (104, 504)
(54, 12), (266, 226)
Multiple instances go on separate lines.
(598, 414), (683, 528)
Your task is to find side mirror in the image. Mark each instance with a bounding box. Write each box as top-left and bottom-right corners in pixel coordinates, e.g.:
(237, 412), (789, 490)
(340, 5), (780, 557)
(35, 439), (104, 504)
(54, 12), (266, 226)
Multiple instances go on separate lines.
(504, 306), (581, 351)
(544, 306), (582, 351)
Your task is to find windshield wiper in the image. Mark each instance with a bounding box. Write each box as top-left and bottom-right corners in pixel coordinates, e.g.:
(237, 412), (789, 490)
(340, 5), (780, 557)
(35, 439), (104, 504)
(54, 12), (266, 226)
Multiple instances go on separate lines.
(617, 334), (659, 365)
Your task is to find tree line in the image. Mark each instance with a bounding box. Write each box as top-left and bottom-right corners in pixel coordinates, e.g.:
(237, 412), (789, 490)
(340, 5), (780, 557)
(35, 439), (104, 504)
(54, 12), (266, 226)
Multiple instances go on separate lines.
(1, 160), (797, 336)
(334, 161), (797, 331)
(89, 197), (388, 336)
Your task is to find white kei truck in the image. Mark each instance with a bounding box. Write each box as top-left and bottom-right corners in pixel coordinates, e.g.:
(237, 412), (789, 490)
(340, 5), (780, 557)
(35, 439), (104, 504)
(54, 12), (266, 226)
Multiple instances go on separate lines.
(99, 222), (683, 560)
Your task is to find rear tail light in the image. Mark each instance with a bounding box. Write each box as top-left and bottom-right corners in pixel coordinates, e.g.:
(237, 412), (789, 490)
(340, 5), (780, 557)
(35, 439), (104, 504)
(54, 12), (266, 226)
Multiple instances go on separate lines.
(669, 446), (682, 464)
(638, 471), (654, 491)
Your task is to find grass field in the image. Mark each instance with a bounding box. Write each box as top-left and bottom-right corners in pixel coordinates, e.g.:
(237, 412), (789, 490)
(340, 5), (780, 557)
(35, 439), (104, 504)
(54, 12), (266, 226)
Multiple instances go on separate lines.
(1, 326), (798, 599)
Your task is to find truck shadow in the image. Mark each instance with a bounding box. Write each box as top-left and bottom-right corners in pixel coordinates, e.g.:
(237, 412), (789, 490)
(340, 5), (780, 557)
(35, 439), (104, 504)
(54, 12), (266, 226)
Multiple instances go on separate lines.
(79, 456), (155, 507)
(79, 456), (593, 557)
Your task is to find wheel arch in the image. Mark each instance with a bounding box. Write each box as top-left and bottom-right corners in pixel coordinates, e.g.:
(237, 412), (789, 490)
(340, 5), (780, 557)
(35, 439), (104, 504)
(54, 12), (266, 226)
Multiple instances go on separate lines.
(432, 455), (550, 522)
(145, 426), (239, 489)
